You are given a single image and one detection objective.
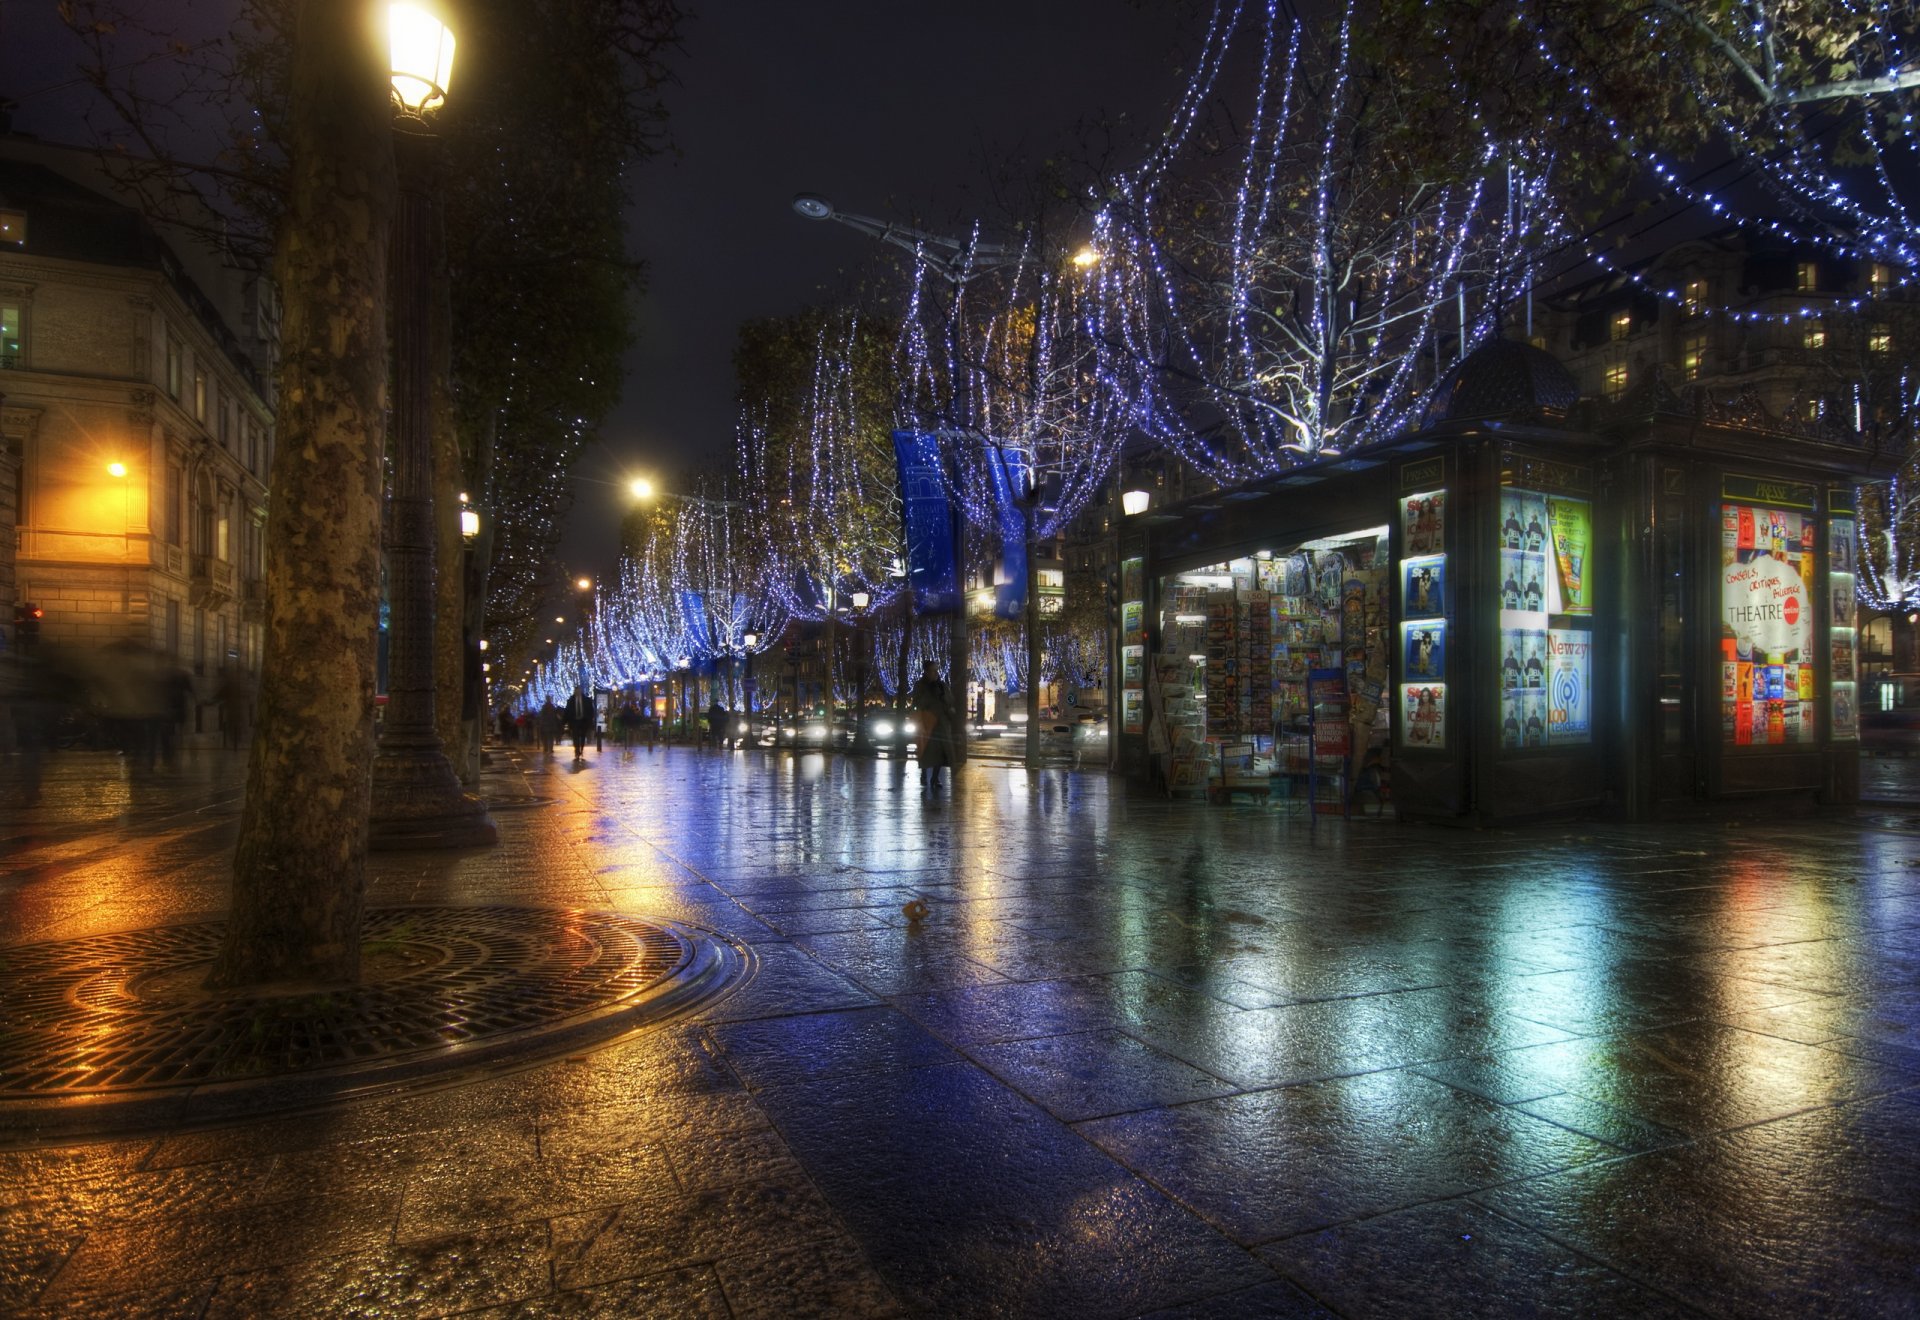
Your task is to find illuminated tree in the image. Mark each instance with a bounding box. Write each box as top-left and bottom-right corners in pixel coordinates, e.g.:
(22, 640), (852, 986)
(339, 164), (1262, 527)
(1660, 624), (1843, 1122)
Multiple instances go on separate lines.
(1092, 0), (1557, 481)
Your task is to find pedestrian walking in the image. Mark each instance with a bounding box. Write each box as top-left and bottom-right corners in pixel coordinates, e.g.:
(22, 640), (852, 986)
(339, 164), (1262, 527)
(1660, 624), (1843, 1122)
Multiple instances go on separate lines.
(564, 684), (595, 761)
(910, 663), (954, 791)
(537, 699), (560, 755)
(215, 665), (252, 751)
(706, 698), (727, 750)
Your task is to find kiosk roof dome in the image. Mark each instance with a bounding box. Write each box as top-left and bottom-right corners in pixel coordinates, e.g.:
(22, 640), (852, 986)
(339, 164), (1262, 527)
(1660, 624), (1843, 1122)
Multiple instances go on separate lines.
(1425, 338), (1579, 426)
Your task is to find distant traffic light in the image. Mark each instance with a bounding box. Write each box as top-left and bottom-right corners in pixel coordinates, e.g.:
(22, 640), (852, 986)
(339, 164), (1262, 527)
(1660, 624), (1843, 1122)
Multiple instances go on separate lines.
(13, 602), (43, 649)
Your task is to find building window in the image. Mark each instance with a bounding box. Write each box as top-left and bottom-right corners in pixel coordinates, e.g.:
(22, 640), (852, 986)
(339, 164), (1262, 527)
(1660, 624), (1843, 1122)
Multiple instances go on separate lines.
(166, 337), (182, 398)
(1610, 311), (1632, 341)
(1870, 324), (1893, 353)
(1605, 363), (1629, 397)
(0, 209), (24, 244)
(1804, 396), (1825, 422)
(1682, 334), (1707, 381)
(217, 504), (230, 562)
(0, 302), (20, 369)
(1682, 279), (1707, 316)
(192, 472), (213, 557)
(1803, 320), (1826, 350)
(166, 598), (181, 659)
(1871, 263), (1891, 293)
(194, 371), (208, 423)
(1796, 262), (1817, 292)
(194, 607), (206, 676)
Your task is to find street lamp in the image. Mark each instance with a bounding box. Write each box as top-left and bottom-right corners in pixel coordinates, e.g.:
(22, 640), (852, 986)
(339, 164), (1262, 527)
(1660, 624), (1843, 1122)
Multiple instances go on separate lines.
(1121, 488), (1152, 517)
(370, 0), (495, 849)
(575, 576), (593, 592)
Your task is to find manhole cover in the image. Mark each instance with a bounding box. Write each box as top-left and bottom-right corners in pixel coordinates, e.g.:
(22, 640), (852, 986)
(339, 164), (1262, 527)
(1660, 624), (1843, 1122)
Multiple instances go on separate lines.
(0, 906), (749, 1143)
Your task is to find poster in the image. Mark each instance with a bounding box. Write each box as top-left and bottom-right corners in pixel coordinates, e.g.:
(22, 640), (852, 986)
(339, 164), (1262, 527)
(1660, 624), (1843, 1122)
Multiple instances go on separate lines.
(1401, 684), (1445, 748)
(1404, 556), (1446, 618)
(1831, 575), (1856, 628)
(1833, 683), (1858, 740)
(1722, 536), (1810, 662)
(1500, 690), (1548, 749)
(1403, 622), (1446, 680)
(1500, 551), (1547, 613)
(1721, 501), (1816, 746)
(1121, 600), (1144, 640)
(1831, 521), (1857, 574)
(1546, 628), (1592, 745)
(1402, 490), (1447, 556)
(1121, 644), (1145, 686)
(1500, 628), (1547, 690)
(1121, 556), (1144, 603)
(1546, 497), (1592, 615)
(1121, 687), (1145, 735)
(1500, 489), (1548, 552)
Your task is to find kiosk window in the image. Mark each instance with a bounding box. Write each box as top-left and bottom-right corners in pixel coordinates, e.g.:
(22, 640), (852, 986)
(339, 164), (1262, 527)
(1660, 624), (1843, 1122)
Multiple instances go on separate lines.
(1497, 488), (1592, 749)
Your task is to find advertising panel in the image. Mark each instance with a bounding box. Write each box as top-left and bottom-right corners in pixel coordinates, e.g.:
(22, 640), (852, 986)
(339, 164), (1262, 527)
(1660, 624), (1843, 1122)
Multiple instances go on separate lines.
(1499, 483), (1593, 750)
(1720, 496), (1817, 746)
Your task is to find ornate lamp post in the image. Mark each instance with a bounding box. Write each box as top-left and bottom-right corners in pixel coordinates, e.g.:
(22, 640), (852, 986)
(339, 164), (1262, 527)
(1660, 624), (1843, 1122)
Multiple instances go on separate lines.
(369, 3), (496, 849)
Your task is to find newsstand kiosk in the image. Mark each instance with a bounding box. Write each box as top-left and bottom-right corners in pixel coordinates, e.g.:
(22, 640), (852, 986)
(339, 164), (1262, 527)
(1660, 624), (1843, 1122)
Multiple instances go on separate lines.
(1115, 340), (1870, 822)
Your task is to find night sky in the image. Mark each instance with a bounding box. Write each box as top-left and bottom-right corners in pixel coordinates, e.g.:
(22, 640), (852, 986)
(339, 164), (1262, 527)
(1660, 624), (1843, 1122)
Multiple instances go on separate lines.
(0, 1), (1191, 573)
(580, 1), (1191, 571)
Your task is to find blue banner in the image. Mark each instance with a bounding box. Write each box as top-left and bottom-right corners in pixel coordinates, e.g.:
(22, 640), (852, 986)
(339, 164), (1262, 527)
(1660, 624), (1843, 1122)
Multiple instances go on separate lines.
(677, 590), (710, 658)
(892, 430), (960, 614)
(987, 446), (1030, 619)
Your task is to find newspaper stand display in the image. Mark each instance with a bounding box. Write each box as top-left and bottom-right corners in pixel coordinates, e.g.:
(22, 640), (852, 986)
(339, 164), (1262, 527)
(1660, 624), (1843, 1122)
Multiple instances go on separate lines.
(1306, 667), (1351, 821)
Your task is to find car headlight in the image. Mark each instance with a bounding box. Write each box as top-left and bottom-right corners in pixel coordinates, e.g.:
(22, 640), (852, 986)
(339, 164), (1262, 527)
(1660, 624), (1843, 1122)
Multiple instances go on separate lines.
(872, 721), (894, 739)
(903, 720), (916, 735)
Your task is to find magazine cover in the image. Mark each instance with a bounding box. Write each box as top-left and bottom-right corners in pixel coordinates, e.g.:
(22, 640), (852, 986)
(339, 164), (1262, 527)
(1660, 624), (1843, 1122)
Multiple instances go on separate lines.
(1402, 683), (1445, 747)
(1831, 521), (1857, 574)
(1404, 623), (1445, 680)
(1404, 557), (1445, 618)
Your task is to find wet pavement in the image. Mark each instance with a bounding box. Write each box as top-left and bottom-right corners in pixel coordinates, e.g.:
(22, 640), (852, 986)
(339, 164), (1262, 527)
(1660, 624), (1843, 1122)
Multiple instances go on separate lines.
(1, 744), (1917, 1317)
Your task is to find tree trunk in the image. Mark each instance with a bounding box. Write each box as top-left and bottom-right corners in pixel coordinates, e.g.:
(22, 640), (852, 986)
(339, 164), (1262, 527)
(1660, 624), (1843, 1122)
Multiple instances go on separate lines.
(431, 216), (466, 778)
(209, 0), (395, 990)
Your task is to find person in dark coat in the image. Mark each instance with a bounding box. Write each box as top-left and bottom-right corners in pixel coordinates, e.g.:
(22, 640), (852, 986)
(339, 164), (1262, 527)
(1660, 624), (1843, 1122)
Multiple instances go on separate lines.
(564, 685), (595, 760)
(910, 663), (954, 791)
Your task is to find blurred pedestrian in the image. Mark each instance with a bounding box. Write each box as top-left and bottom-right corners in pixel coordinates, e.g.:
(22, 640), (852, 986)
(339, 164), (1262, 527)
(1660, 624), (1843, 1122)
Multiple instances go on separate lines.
(2, 648), (54, 806)
(564, 684), (594, 761)
(215, 665), (252, 750)
(706, 698), (727, 750)
(537, 699), (560, 755)
(911, 663), (954, 791)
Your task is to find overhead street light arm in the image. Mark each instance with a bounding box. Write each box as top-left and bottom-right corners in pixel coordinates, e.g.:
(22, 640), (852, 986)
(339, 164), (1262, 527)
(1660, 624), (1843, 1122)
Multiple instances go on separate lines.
(791, 193), (1020, 282)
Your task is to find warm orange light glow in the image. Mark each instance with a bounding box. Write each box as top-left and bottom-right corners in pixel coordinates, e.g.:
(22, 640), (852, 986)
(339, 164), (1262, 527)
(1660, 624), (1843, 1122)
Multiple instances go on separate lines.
(106, 462), (127, 478)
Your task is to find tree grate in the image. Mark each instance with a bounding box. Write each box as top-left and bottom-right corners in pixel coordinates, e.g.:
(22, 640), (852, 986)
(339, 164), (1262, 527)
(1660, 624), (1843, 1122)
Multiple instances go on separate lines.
(0, 907), (698, 1096)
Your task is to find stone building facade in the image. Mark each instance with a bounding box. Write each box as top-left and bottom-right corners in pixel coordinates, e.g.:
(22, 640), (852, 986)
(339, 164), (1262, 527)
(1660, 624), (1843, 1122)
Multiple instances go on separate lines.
(0, 134), (276, 734)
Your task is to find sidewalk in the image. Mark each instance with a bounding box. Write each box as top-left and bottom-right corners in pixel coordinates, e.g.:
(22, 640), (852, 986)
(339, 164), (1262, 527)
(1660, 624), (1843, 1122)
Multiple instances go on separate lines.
(2, 743), (1917, 1316)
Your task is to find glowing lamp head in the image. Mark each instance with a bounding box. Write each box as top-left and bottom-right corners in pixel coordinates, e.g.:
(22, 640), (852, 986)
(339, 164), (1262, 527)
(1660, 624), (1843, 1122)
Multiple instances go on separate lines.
(106, 462), (127, 478)
(1121, 488), (1151, 517)
(388, 4), (456, 115)
(743, 632), (759, 648)
(575, 576), (593, 592)
(459, 508), (480, 539)
(1071, 246), (1101, 269)
(850, 590), (871, 610)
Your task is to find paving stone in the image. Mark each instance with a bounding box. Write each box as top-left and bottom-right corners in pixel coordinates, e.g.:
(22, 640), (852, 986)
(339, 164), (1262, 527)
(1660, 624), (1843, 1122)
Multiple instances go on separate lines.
(1474, 1090), (1920, 1316)
(1260, 1198), (1702, 1318)
(1077, 1071), (1615, 1245)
